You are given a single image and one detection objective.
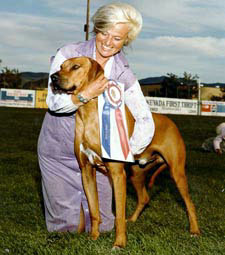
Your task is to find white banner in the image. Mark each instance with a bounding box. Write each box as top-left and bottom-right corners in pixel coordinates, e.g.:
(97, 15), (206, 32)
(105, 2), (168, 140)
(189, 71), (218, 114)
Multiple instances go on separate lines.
(146, 97), (198, 115)
(0, 88), (35, 108)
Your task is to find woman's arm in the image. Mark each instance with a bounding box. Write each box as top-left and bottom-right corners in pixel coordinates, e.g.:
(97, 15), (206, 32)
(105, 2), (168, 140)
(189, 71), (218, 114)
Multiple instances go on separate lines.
(46, 46), (108, 113)
(124, 80), (155, 155)
(47, 50), (80, 113)
(213, 135), (223, 154)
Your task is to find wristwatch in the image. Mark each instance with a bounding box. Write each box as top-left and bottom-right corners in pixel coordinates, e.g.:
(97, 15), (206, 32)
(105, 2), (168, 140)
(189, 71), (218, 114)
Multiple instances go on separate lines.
(77, 93), (89, 104)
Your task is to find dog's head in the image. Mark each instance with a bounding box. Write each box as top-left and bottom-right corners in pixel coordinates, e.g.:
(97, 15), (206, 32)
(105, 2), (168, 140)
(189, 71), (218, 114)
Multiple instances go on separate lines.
(50, 57), (104, 94)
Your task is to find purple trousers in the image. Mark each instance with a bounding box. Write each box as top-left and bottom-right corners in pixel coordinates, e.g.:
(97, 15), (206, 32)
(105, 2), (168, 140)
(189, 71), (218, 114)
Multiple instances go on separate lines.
(38, 111), (115, 232)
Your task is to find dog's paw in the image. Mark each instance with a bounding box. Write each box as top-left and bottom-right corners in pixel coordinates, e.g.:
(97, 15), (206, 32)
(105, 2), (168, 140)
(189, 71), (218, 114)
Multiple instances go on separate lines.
(111, 246), (122, 252)
(91, 232), (100, 240)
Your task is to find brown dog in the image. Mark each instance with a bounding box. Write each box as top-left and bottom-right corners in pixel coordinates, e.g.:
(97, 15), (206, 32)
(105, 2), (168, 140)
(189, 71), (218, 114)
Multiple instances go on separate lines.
(51, 57), (200, 248)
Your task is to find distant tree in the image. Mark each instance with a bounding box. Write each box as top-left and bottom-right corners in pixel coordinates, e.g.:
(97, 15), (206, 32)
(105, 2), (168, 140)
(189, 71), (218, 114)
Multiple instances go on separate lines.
(181, 72), (199, 99)
(0, 66), (22, 89)
(161, 73), (180, 98)
(162, 72), (199, 98)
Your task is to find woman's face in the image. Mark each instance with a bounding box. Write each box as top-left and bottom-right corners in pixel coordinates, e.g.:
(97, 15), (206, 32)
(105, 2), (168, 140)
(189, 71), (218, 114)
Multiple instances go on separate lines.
(95, 23), (129, 60)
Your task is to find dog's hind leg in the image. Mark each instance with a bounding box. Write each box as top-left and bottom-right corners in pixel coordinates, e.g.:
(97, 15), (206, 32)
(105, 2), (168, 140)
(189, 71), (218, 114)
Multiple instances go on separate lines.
(128, 164), (153, 222)
(128, 155), (165, 222)
(148, 163), (167, 188)
(169, 163), (200, 235)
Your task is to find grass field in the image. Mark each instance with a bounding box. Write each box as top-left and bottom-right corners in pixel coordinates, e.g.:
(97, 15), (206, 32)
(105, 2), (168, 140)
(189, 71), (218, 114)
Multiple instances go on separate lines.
(0, 107), (225, 255)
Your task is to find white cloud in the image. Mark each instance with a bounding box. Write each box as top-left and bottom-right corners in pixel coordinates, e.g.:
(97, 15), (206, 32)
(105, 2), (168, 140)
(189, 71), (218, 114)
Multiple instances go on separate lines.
(40, 0), (87, 15)
(0, 1), (224, 83)
(143, 36), (225, 57)
(0, 12), (82, 48)
(0, 11), (84, 71)
(126, 36), (225, 82)
(133, 0), (225, 36)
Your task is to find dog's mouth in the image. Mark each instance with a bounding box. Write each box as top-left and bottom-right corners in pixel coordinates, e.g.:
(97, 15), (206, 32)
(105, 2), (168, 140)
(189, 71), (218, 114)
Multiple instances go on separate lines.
(53, 83), (76, 93)
(50, 73), (77, 93)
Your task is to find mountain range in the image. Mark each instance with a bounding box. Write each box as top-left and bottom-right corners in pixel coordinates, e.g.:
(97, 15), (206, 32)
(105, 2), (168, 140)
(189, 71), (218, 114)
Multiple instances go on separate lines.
(19, 72), (225, 91)
(20, 72), (49, 89)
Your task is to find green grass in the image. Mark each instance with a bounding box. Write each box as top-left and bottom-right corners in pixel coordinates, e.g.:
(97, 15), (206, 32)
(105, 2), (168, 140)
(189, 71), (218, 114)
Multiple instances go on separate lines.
(0, 107), (225, 255)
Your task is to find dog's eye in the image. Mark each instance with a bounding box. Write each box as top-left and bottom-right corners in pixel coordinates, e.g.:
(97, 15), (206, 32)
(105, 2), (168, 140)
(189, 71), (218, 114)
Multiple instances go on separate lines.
(72, 64), (80, 70)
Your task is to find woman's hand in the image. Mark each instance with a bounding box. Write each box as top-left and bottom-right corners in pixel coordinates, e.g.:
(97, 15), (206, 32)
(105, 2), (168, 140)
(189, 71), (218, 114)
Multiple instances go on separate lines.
(71, 73), (108, 106)
(80, 73), (109, 100)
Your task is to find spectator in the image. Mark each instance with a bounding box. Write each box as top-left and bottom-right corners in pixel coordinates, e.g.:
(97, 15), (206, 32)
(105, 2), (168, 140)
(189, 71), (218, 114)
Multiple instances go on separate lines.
(202, 122), (225, 154)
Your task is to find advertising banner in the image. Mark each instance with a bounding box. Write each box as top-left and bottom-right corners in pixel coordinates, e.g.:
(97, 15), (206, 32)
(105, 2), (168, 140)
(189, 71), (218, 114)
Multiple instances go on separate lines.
(145, 97), (198, 115)
(201, 101), (225, 116)
(1, 88), (225, 117)
(35, 90), (48, 109)
(0, 88), (35, 108)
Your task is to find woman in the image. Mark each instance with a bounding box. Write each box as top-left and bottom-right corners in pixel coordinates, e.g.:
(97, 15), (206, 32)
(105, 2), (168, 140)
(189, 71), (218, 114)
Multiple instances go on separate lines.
(38, 2), (155, 233)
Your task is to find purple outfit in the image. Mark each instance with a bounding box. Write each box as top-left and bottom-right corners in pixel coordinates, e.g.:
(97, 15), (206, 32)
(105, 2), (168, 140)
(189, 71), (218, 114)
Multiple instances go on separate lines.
(38, 37), (154, 232)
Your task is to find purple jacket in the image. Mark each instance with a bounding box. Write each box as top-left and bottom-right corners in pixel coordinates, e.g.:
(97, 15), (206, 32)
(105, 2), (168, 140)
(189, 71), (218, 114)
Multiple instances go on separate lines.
(47, 37), (155, 155)
(59, 37), (136, 90)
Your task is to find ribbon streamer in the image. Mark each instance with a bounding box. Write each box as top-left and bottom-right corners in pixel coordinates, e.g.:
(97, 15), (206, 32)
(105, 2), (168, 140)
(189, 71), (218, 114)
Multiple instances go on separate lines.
(115, 108), (130, 159)
(101, 80), (130, 159)
(102, 100), (111, 157)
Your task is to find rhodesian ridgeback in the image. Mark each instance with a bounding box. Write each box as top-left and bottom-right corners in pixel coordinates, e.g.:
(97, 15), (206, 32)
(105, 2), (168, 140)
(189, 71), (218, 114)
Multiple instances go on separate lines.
(51, 57), (200, 248)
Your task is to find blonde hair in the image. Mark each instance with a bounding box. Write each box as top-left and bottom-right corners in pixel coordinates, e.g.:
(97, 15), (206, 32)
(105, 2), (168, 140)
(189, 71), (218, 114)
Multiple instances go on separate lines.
(91, 2), (143, 46)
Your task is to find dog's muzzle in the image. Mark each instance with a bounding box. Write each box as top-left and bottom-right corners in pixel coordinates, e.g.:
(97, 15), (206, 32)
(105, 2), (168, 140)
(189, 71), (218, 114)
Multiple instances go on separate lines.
(50, 73), (76, 93)
(51, 73), (61, 91)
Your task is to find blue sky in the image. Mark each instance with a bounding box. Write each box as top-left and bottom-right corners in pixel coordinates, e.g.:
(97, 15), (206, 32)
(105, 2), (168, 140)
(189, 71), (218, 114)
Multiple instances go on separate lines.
(0, 0), (225, 83)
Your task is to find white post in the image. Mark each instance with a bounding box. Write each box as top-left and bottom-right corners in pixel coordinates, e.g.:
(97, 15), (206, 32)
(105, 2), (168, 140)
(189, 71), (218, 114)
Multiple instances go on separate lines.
(84, 0), (90, 41)
(197, 79), (201, 115)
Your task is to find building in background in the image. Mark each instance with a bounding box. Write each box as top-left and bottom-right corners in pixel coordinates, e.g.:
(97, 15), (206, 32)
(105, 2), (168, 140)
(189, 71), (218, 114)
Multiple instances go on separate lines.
(139, 76), (166, 97)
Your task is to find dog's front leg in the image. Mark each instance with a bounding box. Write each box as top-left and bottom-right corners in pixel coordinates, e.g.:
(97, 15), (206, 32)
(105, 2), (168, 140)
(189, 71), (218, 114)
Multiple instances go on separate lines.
(75, 113), (101, 239)
(107, 162), (127, 248)
(81, 163), (101, 240)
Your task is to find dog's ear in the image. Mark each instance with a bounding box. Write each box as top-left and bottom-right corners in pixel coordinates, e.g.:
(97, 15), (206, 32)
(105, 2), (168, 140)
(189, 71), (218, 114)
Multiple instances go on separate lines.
(87, 58), (104, 82)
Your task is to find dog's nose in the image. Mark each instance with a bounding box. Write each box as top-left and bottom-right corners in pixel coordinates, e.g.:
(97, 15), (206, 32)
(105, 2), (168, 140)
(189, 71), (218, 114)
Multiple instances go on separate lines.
(51, 73), (59, 83)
